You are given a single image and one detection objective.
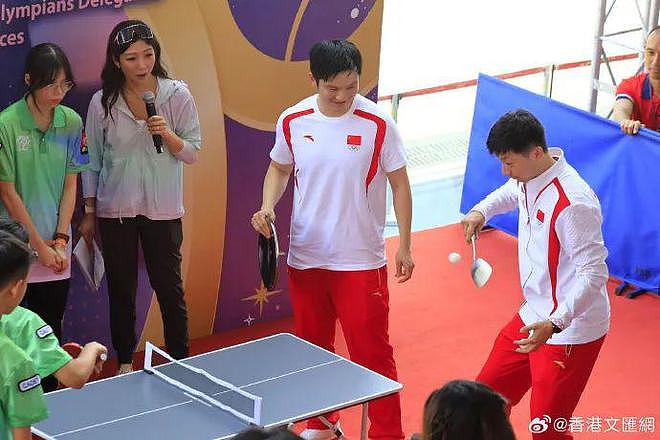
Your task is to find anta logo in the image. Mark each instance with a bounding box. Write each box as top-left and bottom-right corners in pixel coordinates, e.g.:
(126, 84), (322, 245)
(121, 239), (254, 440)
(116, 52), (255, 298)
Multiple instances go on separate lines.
(303, 134), (314, 142)
(553, 360), (566, 370)
(346, 134), (361, 151)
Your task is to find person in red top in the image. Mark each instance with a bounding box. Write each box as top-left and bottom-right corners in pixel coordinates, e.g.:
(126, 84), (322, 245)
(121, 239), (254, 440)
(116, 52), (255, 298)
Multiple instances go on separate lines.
(251, 40), (414, 440)
(612, 26), (660, 134)
(610, 27), (657, 298)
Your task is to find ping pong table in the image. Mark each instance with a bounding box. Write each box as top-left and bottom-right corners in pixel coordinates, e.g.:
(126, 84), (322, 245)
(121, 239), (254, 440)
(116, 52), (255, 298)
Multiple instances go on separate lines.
(33, 333), (402, 440)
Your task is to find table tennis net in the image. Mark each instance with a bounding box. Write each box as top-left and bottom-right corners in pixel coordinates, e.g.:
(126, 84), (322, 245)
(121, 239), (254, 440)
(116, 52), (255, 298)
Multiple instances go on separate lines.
(144, 342), (262, 426)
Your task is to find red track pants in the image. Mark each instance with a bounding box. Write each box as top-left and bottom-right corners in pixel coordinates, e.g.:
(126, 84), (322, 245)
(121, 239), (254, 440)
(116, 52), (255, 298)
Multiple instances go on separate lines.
(477, 314), (605, 440)
(288, 265), (404, 440)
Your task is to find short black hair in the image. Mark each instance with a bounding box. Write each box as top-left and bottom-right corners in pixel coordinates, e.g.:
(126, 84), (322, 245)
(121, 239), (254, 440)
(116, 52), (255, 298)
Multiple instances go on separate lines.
(0, 231), (34, 290)
(309, 40), (362, 83)
(486, 109), (547, 156)
(232, 428), (302, 440)
(648, 25), (660, 38)
(0, 219), (29, 244)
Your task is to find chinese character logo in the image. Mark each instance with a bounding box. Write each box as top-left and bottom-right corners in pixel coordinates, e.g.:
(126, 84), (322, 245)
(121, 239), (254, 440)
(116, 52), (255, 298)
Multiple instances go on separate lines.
(529, 415), (551, 433)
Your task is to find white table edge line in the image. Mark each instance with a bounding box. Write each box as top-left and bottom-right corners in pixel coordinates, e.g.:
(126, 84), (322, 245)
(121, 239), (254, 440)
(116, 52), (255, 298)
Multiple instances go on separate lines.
(52, 400), (193, 437)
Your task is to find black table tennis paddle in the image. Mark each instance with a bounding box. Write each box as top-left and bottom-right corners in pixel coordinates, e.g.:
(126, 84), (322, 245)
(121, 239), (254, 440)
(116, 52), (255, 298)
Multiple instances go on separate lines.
(258, 220), (280, 290)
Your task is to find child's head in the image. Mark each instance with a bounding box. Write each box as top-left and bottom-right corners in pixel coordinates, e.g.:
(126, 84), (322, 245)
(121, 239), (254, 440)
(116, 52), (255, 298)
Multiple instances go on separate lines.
(24, 43), (75, 112)
(0, 230), (34, 315)
(233, 427), (302, 440)
(422, 380), (515, 440)
(0, 219), (29, 244)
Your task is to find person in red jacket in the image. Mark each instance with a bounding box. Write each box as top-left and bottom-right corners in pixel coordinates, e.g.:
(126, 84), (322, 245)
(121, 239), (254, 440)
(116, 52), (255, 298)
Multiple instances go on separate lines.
(612, 26), (660, 134)
(463, 110), (610, 440)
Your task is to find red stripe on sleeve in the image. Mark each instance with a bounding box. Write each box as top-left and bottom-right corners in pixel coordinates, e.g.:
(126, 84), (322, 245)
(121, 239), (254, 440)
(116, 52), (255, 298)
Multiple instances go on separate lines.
(353, 109), (386, 194)
(548, 177), (571, 313)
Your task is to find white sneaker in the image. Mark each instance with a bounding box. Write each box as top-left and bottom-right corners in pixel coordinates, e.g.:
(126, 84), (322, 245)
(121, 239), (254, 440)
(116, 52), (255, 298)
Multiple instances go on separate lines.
(117, 363), (133, 375)
(300, 422), (342, 440)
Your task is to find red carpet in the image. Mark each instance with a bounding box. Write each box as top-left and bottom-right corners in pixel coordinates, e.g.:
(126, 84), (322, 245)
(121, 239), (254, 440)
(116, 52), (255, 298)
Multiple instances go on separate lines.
(103, 224), (660, 439)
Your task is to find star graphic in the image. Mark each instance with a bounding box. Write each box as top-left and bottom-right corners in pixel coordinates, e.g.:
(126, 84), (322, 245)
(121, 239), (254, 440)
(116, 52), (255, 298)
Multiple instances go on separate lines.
(241, 282), (283, 316)
(244, 314), (255, 326)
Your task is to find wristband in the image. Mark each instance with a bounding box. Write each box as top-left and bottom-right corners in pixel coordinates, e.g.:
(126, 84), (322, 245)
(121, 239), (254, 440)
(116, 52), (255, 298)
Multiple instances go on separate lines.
(53, 232), (70, 244)
(84, 205), (96, 214)
(53, 238), (67, 248)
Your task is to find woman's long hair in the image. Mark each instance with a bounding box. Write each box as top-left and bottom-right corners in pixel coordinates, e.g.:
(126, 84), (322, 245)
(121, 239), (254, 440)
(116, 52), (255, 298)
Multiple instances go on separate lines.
(100, 19), (168, 118)
(422, 380), (516, 440)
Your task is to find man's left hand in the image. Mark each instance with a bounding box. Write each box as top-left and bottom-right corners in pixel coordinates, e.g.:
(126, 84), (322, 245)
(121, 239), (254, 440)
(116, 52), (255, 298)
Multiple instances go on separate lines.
(395, 247), (414, 283)
(514, 320), (554, 353)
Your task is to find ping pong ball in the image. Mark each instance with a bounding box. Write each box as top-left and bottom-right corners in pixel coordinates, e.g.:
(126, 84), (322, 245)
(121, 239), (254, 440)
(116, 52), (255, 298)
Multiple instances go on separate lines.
(448, 252), (461, 264)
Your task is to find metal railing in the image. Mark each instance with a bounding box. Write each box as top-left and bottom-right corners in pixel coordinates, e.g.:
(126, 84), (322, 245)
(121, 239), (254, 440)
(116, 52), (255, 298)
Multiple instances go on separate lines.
(380, 53), (637, 121)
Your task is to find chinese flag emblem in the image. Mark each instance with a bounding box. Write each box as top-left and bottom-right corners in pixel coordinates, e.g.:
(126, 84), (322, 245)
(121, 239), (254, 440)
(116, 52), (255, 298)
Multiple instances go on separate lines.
(536, 209), (545, 223)
(347, 135), (362, 146)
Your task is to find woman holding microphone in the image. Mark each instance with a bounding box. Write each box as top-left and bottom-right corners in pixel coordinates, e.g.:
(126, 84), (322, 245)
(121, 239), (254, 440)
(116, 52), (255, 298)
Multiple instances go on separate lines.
(79, 20), (202, 374)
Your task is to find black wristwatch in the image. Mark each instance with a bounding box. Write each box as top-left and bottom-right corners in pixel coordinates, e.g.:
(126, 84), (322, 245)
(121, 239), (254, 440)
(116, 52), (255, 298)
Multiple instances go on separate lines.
(549, 318), (563, 333)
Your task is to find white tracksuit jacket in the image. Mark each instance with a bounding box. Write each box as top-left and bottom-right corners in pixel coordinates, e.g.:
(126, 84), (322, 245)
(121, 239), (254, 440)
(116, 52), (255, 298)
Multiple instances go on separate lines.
(472, 148), (610, 345)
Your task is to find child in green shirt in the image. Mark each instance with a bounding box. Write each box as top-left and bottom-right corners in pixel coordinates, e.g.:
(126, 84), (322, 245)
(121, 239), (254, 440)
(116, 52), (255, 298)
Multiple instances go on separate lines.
(0, 219), (107, 389)
(0, 231), (47, 440)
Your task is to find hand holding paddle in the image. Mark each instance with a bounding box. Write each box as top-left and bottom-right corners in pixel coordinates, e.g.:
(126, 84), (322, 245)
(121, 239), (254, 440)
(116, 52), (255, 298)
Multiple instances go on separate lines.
(257, 219), (280, 290)
(60, 342), (108, 388)
(460, 210), (486, 243)
(251, 208), (276, 238)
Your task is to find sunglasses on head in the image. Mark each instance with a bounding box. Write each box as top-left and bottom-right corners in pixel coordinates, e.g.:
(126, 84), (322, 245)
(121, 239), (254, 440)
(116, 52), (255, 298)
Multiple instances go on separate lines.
(114, 23), (154, 47)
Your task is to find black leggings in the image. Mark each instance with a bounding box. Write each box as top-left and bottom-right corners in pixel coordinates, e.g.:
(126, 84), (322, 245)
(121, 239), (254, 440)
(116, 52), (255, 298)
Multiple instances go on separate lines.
(98, 216), (189, 364)
(22, 278), (70, 392)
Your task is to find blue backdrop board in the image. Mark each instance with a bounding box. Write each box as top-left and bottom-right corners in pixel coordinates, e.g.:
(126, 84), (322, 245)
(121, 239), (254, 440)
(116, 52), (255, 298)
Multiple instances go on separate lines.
(461, 74), (660, 293)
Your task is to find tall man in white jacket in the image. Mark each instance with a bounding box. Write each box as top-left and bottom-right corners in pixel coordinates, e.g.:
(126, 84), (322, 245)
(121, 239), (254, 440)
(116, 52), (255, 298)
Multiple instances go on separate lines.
(462, 110), (610, 440)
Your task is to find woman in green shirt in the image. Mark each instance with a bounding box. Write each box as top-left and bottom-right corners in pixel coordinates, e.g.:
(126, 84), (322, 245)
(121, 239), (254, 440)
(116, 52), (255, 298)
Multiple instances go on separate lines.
(0, 43), (89, 392)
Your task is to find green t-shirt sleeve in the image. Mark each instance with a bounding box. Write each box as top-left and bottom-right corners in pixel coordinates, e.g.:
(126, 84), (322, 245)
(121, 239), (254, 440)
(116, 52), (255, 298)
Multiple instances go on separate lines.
(0, 124), (15, 182)
(32, 328), (73, 378)
(2, 308), (72, 378)
(4, 358), (48, 428)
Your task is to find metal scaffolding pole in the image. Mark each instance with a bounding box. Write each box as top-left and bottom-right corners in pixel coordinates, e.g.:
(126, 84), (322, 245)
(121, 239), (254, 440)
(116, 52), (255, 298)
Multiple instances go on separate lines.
(589, 0), (608, 112)
(588, 0), (660, 113)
